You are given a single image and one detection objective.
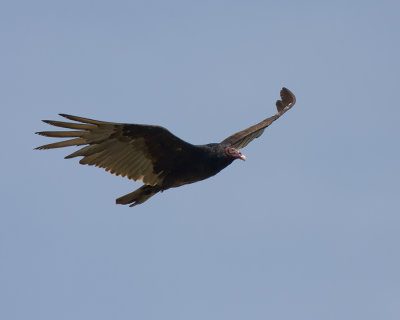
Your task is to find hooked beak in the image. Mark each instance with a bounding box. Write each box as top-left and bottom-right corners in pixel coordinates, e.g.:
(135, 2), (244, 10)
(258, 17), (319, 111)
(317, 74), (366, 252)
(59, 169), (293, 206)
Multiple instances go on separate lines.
(239, 154), (246, 161)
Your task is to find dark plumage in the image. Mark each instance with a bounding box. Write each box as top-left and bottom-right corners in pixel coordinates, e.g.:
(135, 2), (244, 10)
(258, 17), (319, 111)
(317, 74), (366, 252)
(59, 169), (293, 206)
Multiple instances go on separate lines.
(35, 87), (296, 206)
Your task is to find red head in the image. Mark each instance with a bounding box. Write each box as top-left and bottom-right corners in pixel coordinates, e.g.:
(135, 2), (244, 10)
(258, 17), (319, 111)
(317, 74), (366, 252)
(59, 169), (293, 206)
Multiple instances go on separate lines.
(225, 147), (246, 161)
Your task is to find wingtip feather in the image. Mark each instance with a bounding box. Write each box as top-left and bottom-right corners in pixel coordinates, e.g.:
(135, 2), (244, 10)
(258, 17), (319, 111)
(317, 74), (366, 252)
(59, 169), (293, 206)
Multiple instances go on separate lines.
(58, 113), (107, 125)
(276, 87), (296, 113)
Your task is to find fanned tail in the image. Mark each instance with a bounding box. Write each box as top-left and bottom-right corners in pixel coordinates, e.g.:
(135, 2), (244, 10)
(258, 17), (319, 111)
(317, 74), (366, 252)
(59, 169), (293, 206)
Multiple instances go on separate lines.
(116, 185), (161, 207)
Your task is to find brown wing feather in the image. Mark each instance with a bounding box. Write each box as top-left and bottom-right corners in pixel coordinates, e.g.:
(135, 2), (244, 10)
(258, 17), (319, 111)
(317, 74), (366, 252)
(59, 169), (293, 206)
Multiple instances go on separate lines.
(35, 114), (197, 186)
(221, 88), (296, 149)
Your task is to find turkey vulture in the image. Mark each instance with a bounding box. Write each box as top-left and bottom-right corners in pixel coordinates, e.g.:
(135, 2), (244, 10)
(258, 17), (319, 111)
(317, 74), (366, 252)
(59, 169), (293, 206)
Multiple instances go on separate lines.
(36, 87), (296, 207)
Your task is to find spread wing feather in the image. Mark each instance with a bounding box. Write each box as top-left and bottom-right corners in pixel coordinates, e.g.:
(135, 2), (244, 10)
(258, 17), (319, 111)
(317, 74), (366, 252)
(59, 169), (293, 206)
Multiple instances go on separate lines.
(35, 114), (197, 186)
(221, 87), (296, 149)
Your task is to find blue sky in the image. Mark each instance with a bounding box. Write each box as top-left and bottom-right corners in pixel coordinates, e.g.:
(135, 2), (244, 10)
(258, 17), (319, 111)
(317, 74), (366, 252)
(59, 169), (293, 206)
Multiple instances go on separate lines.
(1, 0), (400, 319)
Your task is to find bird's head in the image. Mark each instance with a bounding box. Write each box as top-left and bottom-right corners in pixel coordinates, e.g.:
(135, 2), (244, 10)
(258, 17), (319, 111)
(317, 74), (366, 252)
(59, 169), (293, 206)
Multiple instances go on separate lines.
(225, 147), (246, 161)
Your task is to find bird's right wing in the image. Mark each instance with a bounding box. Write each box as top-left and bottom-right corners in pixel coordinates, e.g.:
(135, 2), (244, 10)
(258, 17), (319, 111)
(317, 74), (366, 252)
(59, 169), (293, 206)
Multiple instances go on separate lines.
(221, 88), (296, 149)
(35, 114), (198, 186)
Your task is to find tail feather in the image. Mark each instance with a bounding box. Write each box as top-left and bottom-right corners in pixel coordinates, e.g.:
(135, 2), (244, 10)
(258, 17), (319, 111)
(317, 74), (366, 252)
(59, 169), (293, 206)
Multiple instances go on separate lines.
(116, 185), (160, 207)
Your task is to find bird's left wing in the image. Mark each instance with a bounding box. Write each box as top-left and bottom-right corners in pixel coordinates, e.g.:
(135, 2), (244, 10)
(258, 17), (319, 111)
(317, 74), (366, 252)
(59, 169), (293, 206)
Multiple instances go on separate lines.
(35, 114), (198, 186)
(220, 87), (296, 149)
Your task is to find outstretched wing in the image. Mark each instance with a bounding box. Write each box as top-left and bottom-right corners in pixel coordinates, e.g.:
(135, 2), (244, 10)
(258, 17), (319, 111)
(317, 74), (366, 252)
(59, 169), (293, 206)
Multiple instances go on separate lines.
(35, 114), (197, 186)
(221, 87), (296, 149)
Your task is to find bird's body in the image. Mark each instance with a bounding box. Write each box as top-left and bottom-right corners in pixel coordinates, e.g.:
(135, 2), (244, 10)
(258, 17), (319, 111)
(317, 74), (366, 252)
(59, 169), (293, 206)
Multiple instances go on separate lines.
(36, 88), (296, 206)
(156, 143), (234, 188)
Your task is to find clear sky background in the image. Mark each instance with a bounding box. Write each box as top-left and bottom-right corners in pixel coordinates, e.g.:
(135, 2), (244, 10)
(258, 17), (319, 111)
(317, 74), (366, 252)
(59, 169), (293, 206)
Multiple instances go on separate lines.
(1, 0), (400, 319)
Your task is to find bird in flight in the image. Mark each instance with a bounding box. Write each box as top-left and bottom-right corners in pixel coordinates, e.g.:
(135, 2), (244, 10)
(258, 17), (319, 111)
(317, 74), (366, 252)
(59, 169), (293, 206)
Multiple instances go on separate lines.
(36, 88), (296, 207)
